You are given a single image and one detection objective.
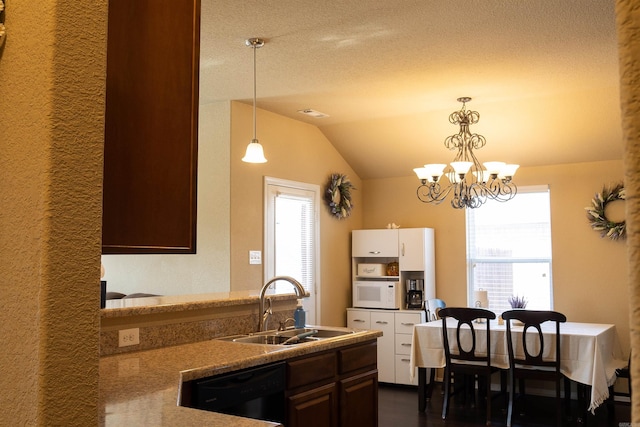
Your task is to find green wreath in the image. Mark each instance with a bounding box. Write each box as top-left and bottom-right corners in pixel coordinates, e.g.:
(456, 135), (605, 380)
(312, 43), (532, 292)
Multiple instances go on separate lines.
(325, 173), (355, 219)
(585, 183), (626, 240)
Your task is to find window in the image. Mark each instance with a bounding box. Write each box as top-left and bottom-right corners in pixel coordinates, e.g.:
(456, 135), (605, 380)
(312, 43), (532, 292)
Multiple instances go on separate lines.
(264, 177), (320, 324)
(466, 186), (552, 314)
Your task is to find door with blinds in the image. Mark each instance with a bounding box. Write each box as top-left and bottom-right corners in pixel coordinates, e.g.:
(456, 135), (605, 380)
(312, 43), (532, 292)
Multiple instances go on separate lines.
(264, 177), (320, 324)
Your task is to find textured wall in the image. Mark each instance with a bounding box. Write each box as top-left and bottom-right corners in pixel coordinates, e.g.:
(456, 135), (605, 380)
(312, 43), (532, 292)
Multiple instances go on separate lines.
(0, 0), (106, 425)
(616, 0), (640, 422)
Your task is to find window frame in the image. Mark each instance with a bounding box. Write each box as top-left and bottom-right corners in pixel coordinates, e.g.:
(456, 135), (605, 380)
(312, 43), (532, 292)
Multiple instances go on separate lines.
(263, 176), (321, 325)
(465, 185), (553, 313)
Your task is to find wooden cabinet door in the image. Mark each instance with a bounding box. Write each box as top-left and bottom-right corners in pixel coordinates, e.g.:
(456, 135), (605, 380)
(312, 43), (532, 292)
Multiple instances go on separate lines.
(102, 0), (200, 254)
(287, 383), (338, 427)
(352, 229), (398, 257)
(339, 370), (378, 427)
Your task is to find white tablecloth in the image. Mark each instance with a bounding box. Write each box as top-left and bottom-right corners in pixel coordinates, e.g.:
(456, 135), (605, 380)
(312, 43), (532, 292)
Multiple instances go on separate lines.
(410, 319), (627, 412)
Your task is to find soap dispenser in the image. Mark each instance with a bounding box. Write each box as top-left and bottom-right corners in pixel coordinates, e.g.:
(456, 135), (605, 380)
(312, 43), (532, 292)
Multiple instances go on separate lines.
(294, 299), (305, 328)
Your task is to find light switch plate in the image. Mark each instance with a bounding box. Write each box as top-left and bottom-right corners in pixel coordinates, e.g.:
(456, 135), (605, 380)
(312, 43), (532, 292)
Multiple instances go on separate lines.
(249, 250), (262, 265)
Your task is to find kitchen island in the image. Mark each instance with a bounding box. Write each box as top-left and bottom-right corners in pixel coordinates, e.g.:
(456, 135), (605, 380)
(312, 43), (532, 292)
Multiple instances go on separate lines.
(99, 326), (381, 426)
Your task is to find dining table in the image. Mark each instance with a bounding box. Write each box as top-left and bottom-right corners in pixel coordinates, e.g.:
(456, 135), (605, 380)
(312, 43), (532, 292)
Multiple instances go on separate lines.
(409, 319), (627, 415)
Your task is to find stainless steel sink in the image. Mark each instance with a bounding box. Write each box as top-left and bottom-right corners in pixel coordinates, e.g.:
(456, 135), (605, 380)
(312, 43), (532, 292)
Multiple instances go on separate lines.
(230, 334), (317, 345)
(277, 327), (355, 339)
(216, 326), (356, 346)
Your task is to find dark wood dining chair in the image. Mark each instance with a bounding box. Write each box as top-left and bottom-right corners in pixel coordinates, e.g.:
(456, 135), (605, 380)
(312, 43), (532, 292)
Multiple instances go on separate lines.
(607, 354), (631, 417)
(613, 355), (632, 398)
(502, 309), (567, 427)
(439, 307), (498, 426)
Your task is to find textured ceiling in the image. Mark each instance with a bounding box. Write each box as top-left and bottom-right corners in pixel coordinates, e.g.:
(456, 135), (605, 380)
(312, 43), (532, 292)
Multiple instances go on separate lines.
(200, 0), (622, 179)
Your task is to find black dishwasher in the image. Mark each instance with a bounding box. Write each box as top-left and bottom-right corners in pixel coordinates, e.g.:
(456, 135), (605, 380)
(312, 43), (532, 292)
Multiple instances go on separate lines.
(187, 362), (286, 423)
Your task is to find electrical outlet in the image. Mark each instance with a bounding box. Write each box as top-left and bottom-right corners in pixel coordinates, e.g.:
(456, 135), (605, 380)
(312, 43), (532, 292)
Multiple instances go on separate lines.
(249, 250), (262, 265)
(118, 328), (140, 347)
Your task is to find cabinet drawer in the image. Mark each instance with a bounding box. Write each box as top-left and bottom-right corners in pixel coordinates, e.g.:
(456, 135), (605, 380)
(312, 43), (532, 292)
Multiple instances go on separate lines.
(394, 334), (413, 355)
(339, 341), (377, 375)
(347, 310), (370, 329)
(395, 312), (423, 334)
(394, 355), (418, 386)
(370, 312), (394, 332)
(287, 352), (337, 390)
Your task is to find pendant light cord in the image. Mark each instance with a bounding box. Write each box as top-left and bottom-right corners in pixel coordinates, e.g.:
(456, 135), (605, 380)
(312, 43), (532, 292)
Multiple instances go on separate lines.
(253, 43), (257, 141)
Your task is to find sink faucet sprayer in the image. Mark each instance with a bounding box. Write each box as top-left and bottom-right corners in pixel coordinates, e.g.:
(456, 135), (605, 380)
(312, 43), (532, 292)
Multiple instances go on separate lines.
(258, 276), (307, 332)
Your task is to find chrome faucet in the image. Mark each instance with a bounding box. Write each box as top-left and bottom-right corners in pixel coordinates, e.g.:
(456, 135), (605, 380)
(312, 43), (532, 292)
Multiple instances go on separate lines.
(278, 318), (295, 331)
(262, 297), (273, 331)
(258, 276), (307, 332)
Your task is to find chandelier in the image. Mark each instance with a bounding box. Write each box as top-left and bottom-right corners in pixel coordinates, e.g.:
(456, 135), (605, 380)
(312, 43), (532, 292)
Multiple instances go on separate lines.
(413, 97), (519, 209)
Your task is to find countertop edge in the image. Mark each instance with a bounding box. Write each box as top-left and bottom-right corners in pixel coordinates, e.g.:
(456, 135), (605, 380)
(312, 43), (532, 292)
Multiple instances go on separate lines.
(101, 290), (299, 318)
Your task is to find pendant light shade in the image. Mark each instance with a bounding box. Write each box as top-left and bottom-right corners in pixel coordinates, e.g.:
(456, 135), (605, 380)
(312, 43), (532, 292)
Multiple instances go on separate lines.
(242, 138), (267, 163)
(242, 38), (267, 163)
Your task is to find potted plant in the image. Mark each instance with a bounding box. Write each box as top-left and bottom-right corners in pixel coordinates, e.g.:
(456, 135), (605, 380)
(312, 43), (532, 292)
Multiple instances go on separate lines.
(507, 295), (527, 325)
(508, 295), (528, 309)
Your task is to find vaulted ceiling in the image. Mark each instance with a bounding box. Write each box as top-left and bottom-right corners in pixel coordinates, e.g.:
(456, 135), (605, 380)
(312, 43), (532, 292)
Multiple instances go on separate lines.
(199, 0), (621, 179)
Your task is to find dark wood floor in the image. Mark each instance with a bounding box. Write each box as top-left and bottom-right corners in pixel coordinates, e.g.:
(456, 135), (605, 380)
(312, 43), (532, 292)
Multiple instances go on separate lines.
(378, 383), (631, 427)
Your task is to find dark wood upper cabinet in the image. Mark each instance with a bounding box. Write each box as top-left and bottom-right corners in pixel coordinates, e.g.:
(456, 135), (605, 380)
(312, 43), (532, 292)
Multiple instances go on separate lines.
(102, 0), (200, 254)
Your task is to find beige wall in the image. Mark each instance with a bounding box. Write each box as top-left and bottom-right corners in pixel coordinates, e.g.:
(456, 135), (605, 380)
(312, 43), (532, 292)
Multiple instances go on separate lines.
(230, 101), (363, 326)
(0, 1), (106, 425)
(363, 160), (630, 353)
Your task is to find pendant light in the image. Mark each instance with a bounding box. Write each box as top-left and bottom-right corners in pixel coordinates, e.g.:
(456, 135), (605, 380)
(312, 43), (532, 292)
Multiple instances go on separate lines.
(242, 38), (267, 163)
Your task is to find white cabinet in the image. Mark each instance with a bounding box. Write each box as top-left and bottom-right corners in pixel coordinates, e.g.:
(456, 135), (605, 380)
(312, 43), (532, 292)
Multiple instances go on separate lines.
(352, 229), (398, 258)
(347, 308), (425, 385)
(347, 309), (394, 382)
(352, 228), (436, 303)
(399, 228), (433, 271)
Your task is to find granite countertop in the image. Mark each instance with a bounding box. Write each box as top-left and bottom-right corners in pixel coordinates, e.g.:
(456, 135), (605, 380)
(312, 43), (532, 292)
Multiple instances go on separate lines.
(102, 290), (295, 318)
(100, 326), (381, 426)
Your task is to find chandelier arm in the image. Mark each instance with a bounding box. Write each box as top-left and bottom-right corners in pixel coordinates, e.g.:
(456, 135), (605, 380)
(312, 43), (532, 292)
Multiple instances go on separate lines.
(485, 179), (518, 202)
(417, 182), (454, 204)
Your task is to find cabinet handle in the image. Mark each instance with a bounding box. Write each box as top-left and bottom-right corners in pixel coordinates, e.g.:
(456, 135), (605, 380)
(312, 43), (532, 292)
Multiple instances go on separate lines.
(369, 251), (381, 254)
(375, 321), (388, 325)
(401, 358), (411, 362)
(402, 243), (405, 256)
(401, 322), (415, 326)
(401, 343), (412, 347)
(353, 319), (366, 323)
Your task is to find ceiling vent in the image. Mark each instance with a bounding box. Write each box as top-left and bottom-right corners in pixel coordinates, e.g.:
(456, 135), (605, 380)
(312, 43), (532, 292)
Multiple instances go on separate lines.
(298, 109), (330, 119)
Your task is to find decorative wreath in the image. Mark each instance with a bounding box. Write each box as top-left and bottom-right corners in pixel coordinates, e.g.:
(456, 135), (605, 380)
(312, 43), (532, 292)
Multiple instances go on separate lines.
(585, 183), (626, 241)
(325, 173), (355, 219)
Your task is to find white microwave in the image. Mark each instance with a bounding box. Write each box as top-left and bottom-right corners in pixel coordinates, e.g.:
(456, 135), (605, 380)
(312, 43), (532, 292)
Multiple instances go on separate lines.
(353, 281), (403, 309)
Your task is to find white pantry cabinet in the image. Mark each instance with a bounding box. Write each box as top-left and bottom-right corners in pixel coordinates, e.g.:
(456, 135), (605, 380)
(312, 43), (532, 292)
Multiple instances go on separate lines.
(347, 308), (425, 385)
(352, 228), (436, 302)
